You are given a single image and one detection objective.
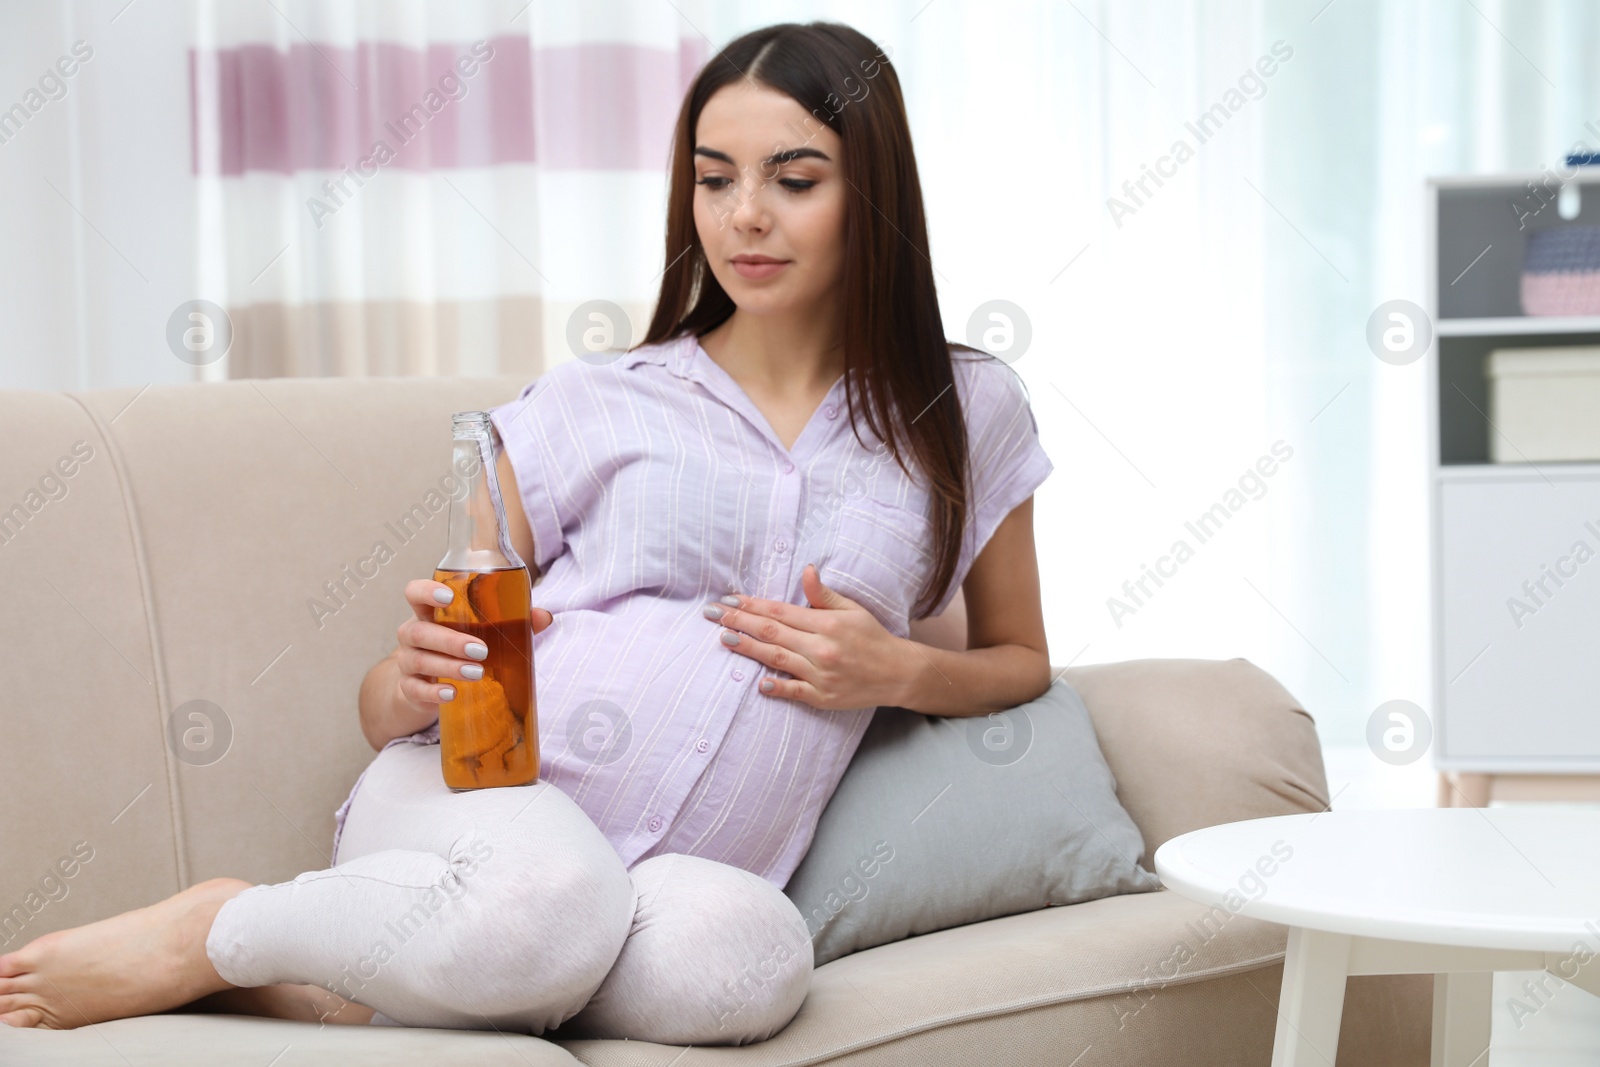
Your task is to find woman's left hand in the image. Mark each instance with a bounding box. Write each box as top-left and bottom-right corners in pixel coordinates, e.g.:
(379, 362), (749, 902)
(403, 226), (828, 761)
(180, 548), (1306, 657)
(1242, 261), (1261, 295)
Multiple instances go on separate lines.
(705, 563), (913, 710)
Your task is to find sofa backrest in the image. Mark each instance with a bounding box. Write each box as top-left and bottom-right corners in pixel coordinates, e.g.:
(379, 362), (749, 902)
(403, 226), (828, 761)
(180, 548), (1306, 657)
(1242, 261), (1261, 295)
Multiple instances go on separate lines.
(0, 375), (529, 945)
(0, 375), (1329, 944)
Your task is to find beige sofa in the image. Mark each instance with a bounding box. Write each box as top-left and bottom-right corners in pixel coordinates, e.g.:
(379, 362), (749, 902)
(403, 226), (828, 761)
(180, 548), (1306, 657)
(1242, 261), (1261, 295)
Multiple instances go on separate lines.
(0, 376), (1432, 1065)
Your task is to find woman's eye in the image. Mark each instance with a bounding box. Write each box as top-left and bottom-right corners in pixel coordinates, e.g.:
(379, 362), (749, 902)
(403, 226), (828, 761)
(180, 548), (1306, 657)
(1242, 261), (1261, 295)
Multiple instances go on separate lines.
(694, 175), (813, 193)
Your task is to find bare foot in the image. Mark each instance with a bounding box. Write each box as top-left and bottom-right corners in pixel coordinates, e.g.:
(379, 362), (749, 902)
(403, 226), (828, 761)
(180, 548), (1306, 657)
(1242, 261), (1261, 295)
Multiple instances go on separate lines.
(0, 877), (252, 1029)
(182, 982), (377, 1027)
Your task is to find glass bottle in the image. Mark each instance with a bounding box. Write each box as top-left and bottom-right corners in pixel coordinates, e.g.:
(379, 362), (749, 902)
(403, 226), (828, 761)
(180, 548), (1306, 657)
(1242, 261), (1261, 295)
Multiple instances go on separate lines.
(432, 411), (539, 790)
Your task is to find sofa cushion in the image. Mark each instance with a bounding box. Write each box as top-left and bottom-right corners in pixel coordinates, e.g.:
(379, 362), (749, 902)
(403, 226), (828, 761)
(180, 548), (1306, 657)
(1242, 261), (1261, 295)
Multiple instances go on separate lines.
(783, 679), (1161, 967)
(4, 892), (1431, 1067)
(0, 1010), (580, 1066)
(552, 888), (1432, 1066)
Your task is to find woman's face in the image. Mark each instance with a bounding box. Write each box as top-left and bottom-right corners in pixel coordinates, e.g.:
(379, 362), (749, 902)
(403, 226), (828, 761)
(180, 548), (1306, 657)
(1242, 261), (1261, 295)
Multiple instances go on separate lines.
(692, 82), (846, 320)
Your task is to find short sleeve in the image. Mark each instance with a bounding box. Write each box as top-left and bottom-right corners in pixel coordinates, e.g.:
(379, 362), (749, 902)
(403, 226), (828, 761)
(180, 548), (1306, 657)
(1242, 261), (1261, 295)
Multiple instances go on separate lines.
(487, 375), (570, 575)
(925, 354), (1054, 618)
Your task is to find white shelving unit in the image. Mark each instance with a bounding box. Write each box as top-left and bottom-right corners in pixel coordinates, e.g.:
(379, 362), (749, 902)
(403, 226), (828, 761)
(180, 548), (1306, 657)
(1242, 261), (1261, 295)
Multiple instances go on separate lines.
(1426, 173), (1600, 802)
(1436, 315), (1600, 336)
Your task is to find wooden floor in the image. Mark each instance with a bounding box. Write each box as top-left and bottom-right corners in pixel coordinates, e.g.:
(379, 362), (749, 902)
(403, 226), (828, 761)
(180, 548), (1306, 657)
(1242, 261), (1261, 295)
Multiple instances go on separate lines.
(1321, 746), (1600, 1065)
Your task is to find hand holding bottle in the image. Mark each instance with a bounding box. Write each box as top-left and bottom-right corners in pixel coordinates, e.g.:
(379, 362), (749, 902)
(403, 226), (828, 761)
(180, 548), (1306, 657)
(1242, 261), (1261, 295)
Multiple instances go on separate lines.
(395, 578), (553, 716)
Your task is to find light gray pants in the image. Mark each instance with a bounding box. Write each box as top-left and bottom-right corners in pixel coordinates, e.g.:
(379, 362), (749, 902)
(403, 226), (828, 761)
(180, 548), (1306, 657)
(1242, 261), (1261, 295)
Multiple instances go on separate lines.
(204, 741), (813, 1045)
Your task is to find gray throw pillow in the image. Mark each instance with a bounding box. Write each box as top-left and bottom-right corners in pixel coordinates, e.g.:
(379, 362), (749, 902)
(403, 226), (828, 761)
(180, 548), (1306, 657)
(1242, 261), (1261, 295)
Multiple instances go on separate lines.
(784, 679), (1162, 967)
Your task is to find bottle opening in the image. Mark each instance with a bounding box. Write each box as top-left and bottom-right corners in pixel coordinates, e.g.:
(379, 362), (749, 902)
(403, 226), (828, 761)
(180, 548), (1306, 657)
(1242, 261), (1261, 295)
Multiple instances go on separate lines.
(453, 410), (492, 439)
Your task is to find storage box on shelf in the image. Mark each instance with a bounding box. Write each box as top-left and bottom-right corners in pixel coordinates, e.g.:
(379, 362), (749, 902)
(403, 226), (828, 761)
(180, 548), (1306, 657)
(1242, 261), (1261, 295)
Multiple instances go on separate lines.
(1485, 345), (1600, 462)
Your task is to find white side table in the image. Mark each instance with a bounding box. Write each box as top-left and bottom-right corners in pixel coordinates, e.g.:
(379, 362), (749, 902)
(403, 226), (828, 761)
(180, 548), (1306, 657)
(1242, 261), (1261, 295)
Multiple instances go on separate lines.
(1153, 808), (1600, 1066)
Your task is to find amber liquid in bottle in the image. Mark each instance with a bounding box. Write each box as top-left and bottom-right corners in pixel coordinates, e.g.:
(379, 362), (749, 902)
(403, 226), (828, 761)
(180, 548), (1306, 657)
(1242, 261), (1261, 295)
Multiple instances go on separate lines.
(432, 566), (539, 790)
(432, 410), (540, 791)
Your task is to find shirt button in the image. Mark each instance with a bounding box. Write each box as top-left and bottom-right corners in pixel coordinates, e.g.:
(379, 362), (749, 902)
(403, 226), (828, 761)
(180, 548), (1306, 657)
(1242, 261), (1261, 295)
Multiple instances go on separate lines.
(774, 538), (787, 553)
(696, 738), (709, 752)
(731, 669), (744, 681)
(823, 405), (838, 419)
(783, 460), (795, 474)
(648, 815), (663, 833)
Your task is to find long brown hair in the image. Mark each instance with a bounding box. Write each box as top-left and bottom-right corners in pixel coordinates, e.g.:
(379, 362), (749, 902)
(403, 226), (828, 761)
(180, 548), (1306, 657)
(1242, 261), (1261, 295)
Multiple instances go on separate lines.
(641, 21), (969, 620)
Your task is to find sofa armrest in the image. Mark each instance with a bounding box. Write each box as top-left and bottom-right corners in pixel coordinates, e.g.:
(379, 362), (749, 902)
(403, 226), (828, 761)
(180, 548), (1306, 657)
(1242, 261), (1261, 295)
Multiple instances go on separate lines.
(1059, 657), (1330, 871)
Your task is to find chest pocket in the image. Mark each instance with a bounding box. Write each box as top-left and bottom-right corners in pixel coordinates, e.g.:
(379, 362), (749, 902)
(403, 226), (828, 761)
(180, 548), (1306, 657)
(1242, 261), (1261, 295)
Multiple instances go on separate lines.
(819, 495), (935, 637)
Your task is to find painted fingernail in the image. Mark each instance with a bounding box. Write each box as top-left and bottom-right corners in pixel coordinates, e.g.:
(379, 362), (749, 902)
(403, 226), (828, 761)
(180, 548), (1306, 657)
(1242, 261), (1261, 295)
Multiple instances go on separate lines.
(433, 587), (454, 605)
(760, 679), (775, 693)
(720, 630), (740, 646)
(460, 663), (484, 680)
(439, 685), (456, 701)
(465, 642), (488, 660)
(703, 604), (725, 620)
(719, 594), (741, 607)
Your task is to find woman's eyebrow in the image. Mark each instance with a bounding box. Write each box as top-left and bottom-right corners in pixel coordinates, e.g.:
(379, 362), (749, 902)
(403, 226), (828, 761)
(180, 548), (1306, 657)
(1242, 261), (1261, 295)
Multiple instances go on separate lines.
(693, 145), (832, 166)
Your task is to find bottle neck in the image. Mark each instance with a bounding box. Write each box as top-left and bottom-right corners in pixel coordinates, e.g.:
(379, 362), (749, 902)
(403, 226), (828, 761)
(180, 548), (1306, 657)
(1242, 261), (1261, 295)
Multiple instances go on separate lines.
(439, 421), (524, 572)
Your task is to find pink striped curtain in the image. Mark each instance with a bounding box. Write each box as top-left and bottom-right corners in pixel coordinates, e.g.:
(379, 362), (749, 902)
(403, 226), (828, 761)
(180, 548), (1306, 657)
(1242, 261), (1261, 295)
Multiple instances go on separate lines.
(190, 1), (707, 379)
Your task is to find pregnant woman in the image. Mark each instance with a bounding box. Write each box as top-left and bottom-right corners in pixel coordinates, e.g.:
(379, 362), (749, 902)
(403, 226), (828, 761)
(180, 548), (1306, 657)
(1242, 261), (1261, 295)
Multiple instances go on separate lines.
(0, 20), (1052, 1044)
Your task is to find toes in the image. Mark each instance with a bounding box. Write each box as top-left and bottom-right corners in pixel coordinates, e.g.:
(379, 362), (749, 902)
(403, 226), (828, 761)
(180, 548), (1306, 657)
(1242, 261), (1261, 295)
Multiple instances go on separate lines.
(0, 935), (54, 976)
(1, 1005), (43, 1028)
(0, 992), (35, 1014)
(0, 964), (40, 995)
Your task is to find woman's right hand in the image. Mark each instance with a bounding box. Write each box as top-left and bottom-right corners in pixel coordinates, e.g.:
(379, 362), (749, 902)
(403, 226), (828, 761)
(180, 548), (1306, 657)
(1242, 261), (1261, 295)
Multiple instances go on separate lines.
(395, 578), (555, 713)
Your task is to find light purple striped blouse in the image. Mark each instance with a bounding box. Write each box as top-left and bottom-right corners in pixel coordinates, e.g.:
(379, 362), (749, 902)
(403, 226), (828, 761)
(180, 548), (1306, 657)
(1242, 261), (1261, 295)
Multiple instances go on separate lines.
(333, 332), (1052, 888)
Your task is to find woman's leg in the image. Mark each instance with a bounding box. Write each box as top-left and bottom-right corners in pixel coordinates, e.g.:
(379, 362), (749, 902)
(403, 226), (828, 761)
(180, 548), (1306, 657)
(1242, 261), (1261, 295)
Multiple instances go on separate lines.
(556, 852), (814, 1046)
(0, 877), (252, 1029)
(0, 742), (636, 1034)
(202, 742), (637, 1034)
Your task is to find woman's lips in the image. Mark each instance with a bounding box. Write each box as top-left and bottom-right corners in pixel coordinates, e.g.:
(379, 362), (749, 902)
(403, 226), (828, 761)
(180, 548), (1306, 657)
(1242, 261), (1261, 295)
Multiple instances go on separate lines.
(731, 259), (790, 280)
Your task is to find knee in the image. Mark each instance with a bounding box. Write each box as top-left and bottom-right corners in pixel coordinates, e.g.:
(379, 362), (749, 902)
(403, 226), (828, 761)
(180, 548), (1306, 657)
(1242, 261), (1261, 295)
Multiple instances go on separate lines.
(561, 854), (814, 1045)
(416, 822), (636, 1021)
